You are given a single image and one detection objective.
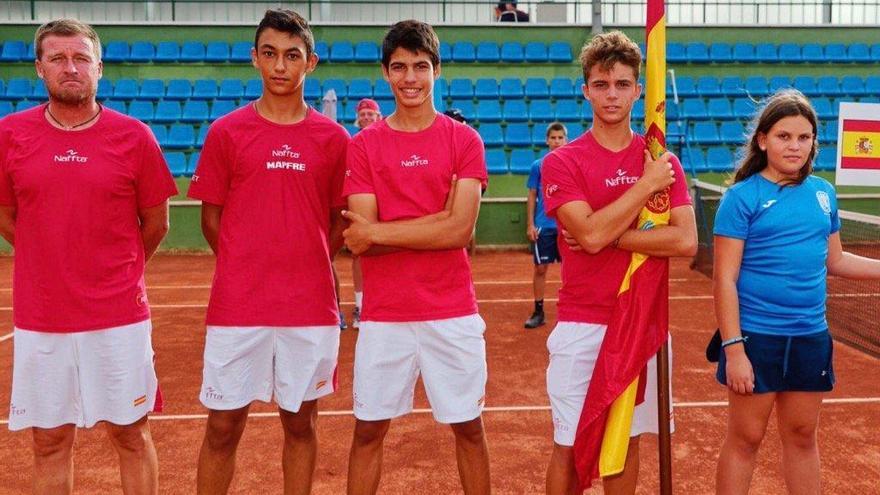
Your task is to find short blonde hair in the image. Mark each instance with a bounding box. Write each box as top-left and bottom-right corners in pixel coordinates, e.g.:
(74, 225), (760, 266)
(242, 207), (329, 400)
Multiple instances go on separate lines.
(35, 19), (102, 60)
(578, 30), (641, 83)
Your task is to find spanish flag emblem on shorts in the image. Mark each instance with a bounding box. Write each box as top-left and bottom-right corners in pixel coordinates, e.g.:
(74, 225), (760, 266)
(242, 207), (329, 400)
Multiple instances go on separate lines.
(840, 119), (880, 170)
(133, 395), (148, 407)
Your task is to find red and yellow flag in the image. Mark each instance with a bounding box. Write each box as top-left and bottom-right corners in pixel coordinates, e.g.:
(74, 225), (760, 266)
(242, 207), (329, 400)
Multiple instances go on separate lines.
(840, 119), (880, 170)
(572, 0), (671, 487)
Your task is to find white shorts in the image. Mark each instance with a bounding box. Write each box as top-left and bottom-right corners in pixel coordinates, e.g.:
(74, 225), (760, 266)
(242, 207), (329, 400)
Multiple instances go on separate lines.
(546, 322), (674, 446)
(201, 326), (339, 413)
(9, 320), (157, 431)
(353, 314), (487, 424)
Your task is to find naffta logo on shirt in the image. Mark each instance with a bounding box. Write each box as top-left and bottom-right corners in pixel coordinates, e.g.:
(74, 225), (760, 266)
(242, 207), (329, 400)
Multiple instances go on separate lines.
(54, 149), (88, 164)
(605, 168), (638, 187)
(267, 144), (306, 171)
(401, 154), (429, 168)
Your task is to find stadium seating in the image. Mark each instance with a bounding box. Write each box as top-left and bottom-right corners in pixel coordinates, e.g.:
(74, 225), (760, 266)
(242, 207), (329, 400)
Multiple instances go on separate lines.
(825, 43), (848, 63)
(348, 78), (372, 99)
(777, 43), (802, 63)
(479, 124), (504, 147)
(0, 40), (26, 62)
(210, 100), (237, 120)
(154, 100), (182, 123)
(801, 43), (824, 63)
(474, 78), (499, 99)
(476, 101), (502, 123)
(755, 43), (777, 63)
(667, 43), (687, 63)
(219, 79), (244, 100)
(354, 41), (379, 62)
(155, 41), (180, 63)
(230, 42), (252, 63)
(104, 41), (129, 63)
(499, 78), (524, 99)
(179, 42), (206, 63)
(329, 41), (354, 63)
(205, 42), (230, 63)
(113, 79), (139, 100)
(31, 79), (47, 99)
(555, 100), (580, 122)
(509, 149), (536, 174)
(485, 149), (508, 174)
(505, 124), (531, 147)
(130, 41), (155, 63)
(502, 100), (528, 123)
(550, 77), (575, 98)
(192, 80), (218, 99)
(524, 78), (549, 99)
(524, 42), (548, 62)
(691, 122), (721, 145)
(548, 42), (572, 63)
(315, 41), (329, 62)
(187, 152), (201, 175)
(529, 100), (554, 122)
(452, 42), (476, 63)
(139, 79), (165, 100)
(181, 100), (209, 123)
(709, 43), (733, 63)
(164, 151), (188, 177)
(476, 42), (500, 63)
(686, 42), (710, 63)
(707, 98), (734, 119)
(128, 100), (154, 122)
(500, 42), (524, 63)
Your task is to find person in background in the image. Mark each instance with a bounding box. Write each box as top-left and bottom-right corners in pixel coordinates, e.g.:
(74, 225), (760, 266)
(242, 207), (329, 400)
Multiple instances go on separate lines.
(496, 2), (530, 22)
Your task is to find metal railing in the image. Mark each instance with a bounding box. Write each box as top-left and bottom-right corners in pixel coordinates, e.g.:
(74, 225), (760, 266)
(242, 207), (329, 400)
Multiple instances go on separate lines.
(1, 0), (879, 25)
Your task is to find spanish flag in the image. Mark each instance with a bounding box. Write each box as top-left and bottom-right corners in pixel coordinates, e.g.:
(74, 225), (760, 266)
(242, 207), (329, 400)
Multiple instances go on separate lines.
(840, 119), (880, 170)
(572, 0), (671, 487)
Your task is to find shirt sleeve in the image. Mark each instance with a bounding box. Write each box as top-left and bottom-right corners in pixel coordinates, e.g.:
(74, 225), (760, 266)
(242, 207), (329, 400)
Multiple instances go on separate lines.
(542, 152), (588, 219)
(136, 126), (178, 209)
(329, 129), (350, 209)
(187, 123), (232, 206)
(714, 187), (751, 240)
(828, 184), (841, 234)
(526, 160), (541, 191)
(668, 154), (693, 208)
(342, 135), (375, 197)
(454, 125), (488, 189)
(0, 125), (15, 207)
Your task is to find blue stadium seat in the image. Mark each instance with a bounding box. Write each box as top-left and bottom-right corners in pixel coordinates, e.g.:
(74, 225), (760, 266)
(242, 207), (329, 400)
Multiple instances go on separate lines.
(113, 79), (139, 100)
(129, 41), (155, 63)
(686, 42), (710, 63)
(777, 43), (802, 63)
(154, 100), (182, 123)
(218, 79), (243, 100)
(667, 43), (687, 63)
(0, 101), (14, 118)
(181, 100), (209, 123)
(848, 43), (871, 63)
(479, 124), (504, 147)
(205, 42), (230, 63)
(0, 40), (26, 62)
(14, 101), (39, 112)
(531, 126), (550, 146)
(104, 41), (129, 63)
(102, 100), (126, 114)
(681, 99), (708, 120)
(816, 76), (840, 96)
(449, 100), (474, 121)
(485, 149), (508, 174)
(210, 100), (237, 121)
(449, 79), (473, 99)
(322, 79), (347, 99)
(840, 76), (865, 96)
(793, 76), (818, 96)
(499, 78), (524, 99)
(581, 100), (593, 120)
(196, 125), (209, 147)
(149, 124), (168, 147)
(502, 100), (528, 122)
(329, 41), (354, 63)
(801, 43), (824, 63)
(166, 124), (196, 149)
(548, 42), (572, 63)
(691, 122), (720, 145)
(720, 77), (743, 97)
(812, 97), (835, 119)
(476, 42), (500, 62)
(31, 79), (47, 99)
(509, 149), (536, 174)
(192, 80), (218, 100)
(524, 42), (548, 62)
(554, 100), (580, 122)
(719, 121), (746, 145)
(374, 79), (392, 100)
(345, 124), (359, 136)
(707, 98), (734, 120)
(769, 76), (792, 93)
(128, 101), (154, 122)
(709, 43), (733, 63)
(695, 76), (721, 97)
(524, 78), (549, 99)
(821, 120), (839, 144)
(865, 76), (880, 95)
(476, 101), (502, 123)
(97, 79), (114, 100)
(824, 43), (848, 63)
(669, 76), (696, 97)
(435, 78), (448, 99)
(529, 100), (554, 122)
(139, 79), (165, 100)
(164, 152), (187, 177)
(706, 146), (735, 171)
(314, 41), (329, 62)
(452, 42), (476, 63)
(474, 78), (499, 99)
(378, 100), (395, 116)
(179, 42), (206, 63)
(187, 152), (200, 176)
(744, 76), (769, 97)
(244, 79), (262, 100)
(550, 78), (574, 98)
(354, 41), (379, 63)
(732, 98), (756, 119)
(501, 42), (523, 62)
(679, 148), (707, 173)
(567, 124), (585, 140)
(303, 78), (321, 101)
(155, 41), (179, 63)
(25, 42), (35, 60)
(348, 79), (373, 99)
(439, 42), (452, 62)
(815, 147), (837, 171)
(505, 124), (531, 147)
(230, 42), (252, 63)
(631, 100), (645, 120)
(732, 43), (756, 63)
(755, 43), (778, 63)
(667, 122), (686, 147)
(667, 101), (680, 120)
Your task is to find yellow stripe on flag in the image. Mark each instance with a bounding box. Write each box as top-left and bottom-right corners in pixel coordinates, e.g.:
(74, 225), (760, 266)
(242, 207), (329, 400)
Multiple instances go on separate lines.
(841, 131), (880, 159)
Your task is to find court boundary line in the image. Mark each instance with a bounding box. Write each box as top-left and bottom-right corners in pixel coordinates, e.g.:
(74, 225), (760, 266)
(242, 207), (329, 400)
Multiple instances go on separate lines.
(2, 397), (877, 425)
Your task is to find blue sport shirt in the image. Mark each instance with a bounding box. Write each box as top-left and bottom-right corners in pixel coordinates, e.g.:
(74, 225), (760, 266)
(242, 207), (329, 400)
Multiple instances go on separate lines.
(527, 157), (557, 231)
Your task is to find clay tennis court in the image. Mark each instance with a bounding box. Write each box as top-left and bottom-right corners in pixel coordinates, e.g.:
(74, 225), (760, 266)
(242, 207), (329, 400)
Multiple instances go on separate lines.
(0, 252), (877, 494)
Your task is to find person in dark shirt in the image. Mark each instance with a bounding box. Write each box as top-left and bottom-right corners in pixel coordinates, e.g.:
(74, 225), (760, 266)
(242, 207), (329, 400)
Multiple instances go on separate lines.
(496, 2), (530, 22)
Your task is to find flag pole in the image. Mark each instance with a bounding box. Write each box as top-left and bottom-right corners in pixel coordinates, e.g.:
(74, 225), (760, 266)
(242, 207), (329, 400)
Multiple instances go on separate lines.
(657, 341), (672, 494)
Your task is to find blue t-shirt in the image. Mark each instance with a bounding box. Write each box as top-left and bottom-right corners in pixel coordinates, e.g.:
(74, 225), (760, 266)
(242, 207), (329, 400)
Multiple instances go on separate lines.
(527, 158), (556, 230)
(714, 174), (840, 336)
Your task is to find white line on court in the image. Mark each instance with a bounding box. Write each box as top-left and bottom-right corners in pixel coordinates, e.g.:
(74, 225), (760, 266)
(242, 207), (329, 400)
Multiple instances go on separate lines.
(2, 398), (877, 425)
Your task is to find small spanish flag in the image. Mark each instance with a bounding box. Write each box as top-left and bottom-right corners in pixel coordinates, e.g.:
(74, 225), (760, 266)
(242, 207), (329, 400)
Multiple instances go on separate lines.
(840, 119), (880, 170)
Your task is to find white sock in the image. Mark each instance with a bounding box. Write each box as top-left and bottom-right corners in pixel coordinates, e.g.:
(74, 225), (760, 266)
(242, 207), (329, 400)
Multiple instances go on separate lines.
(355, 291), (363, 309)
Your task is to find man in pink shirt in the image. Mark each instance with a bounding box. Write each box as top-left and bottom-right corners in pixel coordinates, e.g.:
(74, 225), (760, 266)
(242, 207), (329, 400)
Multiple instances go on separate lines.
(341, 20), (490, 495)
(0, 19), (177, 495)
(188, 10), (349, 494)
(541, 31), (697, 494)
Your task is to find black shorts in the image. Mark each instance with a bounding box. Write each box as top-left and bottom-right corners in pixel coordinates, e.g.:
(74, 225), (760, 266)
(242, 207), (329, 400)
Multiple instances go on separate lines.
(532, 228), (560, 265)
(716, 329), (835, 393)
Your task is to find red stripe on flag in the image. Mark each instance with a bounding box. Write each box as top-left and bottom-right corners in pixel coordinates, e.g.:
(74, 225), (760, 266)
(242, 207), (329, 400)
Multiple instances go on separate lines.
(840, 156), (880, 170)
(842, 120), (880, 133)
(647, 0), (664, 30)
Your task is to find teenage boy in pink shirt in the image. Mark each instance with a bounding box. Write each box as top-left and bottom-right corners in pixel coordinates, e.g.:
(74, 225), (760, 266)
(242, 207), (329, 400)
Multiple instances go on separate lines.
(0, 19), (176, 494)
(341, 20), (490, 495)
(541, 31), (697, 494)
(188, 10), (349, 494)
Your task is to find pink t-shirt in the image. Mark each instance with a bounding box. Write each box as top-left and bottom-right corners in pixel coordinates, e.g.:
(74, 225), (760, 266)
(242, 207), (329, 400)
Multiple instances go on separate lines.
(0, 104), (178, 333)
(542, 131), (692, 324)
(343, 114), (487, 322)
(188, 104), (349, 327)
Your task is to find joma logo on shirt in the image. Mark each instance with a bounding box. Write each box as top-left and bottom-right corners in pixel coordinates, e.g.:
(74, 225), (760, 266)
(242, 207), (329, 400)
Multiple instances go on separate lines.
(400, 154), (429, 167)
(272, 144), (300, 159)
(605, 169), (638, 187)
(54, 149), (88, 164)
